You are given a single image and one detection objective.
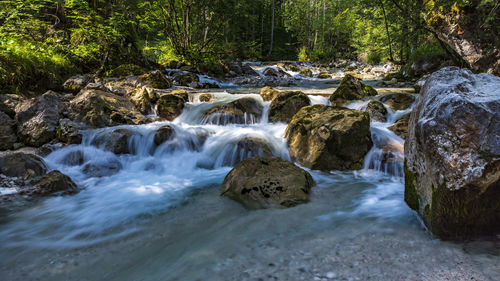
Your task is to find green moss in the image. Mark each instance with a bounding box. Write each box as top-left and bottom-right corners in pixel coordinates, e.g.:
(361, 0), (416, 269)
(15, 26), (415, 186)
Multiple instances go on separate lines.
(430, 180), (500, 240)
(404, 160), (419, 211)
(56, 124), (63, 139)
(424, 204), (432, 223)
(106, 64), (146, 78)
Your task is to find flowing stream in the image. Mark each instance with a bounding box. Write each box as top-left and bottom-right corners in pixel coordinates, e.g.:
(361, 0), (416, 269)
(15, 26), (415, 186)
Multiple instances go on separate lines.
(0, 70), (498, 281)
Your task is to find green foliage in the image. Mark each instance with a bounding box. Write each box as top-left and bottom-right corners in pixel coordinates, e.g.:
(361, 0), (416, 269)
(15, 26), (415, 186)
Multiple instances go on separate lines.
(367, 51), (383, 65)
(0, 38), (76, 93)
(410, 42), (448, 65)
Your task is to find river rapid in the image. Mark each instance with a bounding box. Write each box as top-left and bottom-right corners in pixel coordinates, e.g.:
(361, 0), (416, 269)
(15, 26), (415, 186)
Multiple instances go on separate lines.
(0, 65), (498, 281)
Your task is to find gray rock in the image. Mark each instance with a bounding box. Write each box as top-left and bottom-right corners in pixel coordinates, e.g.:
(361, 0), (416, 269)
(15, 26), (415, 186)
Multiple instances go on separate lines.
(15, 91), (61, 147)
(221, 157), (315, 208)
(404, 67), (500, 239)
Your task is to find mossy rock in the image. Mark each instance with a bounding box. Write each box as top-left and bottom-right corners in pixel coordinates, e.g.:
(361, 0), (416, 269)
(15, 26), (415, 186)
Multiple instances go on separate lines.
(221, 157), (316, 209)
(170, 90), (189, 102)
(380, 93), (416, 111)
(299, 68), (313, 77)
(269, 91), (311, 123)
(69, 89), (148, 128)
(155, 94), (186, 121)
(260, 86), (280, 101)
(329, 74), (378, 106)
(204, 97), (263, 125)
(317, 71), (331, 79)
(285, 105), (373, 171)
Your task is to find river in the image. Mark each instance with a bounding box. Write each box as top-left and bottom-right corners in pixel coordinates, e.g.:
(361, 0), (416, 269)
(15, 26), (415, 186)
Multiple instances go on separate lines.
(0, 64), (498, 281)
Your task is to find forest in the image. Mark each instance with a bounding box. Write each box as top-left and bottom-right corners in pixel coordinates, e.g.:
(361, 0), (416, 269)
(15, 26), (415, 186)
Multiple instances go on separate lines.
(1, 0), (498, 94)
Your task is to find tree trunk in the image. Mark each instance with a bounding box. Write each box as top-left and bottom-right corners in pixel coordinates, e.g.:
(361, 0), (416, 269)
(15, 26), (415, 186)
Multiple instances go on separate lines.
(268, 0), (276, 57)
(379, 0), (394, 61)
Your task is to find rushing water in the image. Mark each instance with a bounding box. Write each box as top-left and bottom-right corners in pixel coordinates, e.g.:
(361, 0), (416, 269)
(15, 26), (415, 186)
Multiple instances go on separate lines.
(0, 71), (498, 281)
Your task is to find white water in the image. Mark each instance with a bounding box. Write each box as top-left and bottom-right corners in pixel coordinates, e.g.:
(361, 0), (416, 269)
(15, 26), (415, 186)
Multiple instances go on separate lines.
(0, 89), (411, 249)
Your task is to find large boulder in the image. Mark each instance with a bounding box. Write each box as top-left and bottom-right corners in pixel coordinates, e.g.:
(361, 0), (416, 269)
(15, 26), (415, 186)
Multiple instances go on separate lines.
(15, 91), (61, 147)
(388, 113), (409, 139)
(365, 100), (387, 122)
(0, 111), (17, 150)
(204, 97), (263, 125)
(285, 105), (372, 171)
(329, 74), (378, 106)
(404, 67), (500, 239)
(0, 152), (47, 179)
(69, 89), (148, 128)
(379, 93), (416, 111)
(155, 93), (186, 121)
(221, 157), (316, 208)
(269, 91), (311, 123)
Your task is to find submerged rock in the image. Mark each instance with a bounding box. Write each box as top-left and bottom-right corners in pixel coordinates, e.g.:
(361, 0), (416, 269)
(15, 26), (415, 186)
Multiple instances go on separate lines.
(379, 93), (415, 111)
(269, 91), (311, 123)
(204, 97), (263, 125)
(154, 125), (175, 145)
(0, 152), (48, 179)
(285, 105), (372, 171)
(82, 160), (123, 177)
(404, 67), (500, 239)
(91, 129), (136, 154)
(221, 157), (315, 208)
(15, 91), (61, 147)
(69, 89), (148, 128)
(329, 75), (377, 106)
(388, 113), (409, 139)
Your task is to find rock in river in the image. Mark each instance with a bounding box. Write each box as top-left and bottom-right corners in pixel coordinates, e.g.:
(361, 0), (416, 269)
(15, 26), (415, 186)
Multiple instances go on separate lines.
(404, 67), (500, 239)
(285, 105), (372, 171)
(269, 91), (311, 123)
(221, 157), (316, 208)
(204, 97), (263, 125)
(69, 89), (148, 127)
(329, 74), (377, 106)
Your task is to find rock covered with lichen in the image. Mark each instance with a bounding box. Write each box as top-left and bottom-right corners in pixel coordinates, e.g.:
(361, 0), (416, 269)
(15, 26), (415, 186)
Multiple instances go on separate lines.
(285, 105), (372, 171)
(404, 67), (500, 239)
(221, 157), (315, 208)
